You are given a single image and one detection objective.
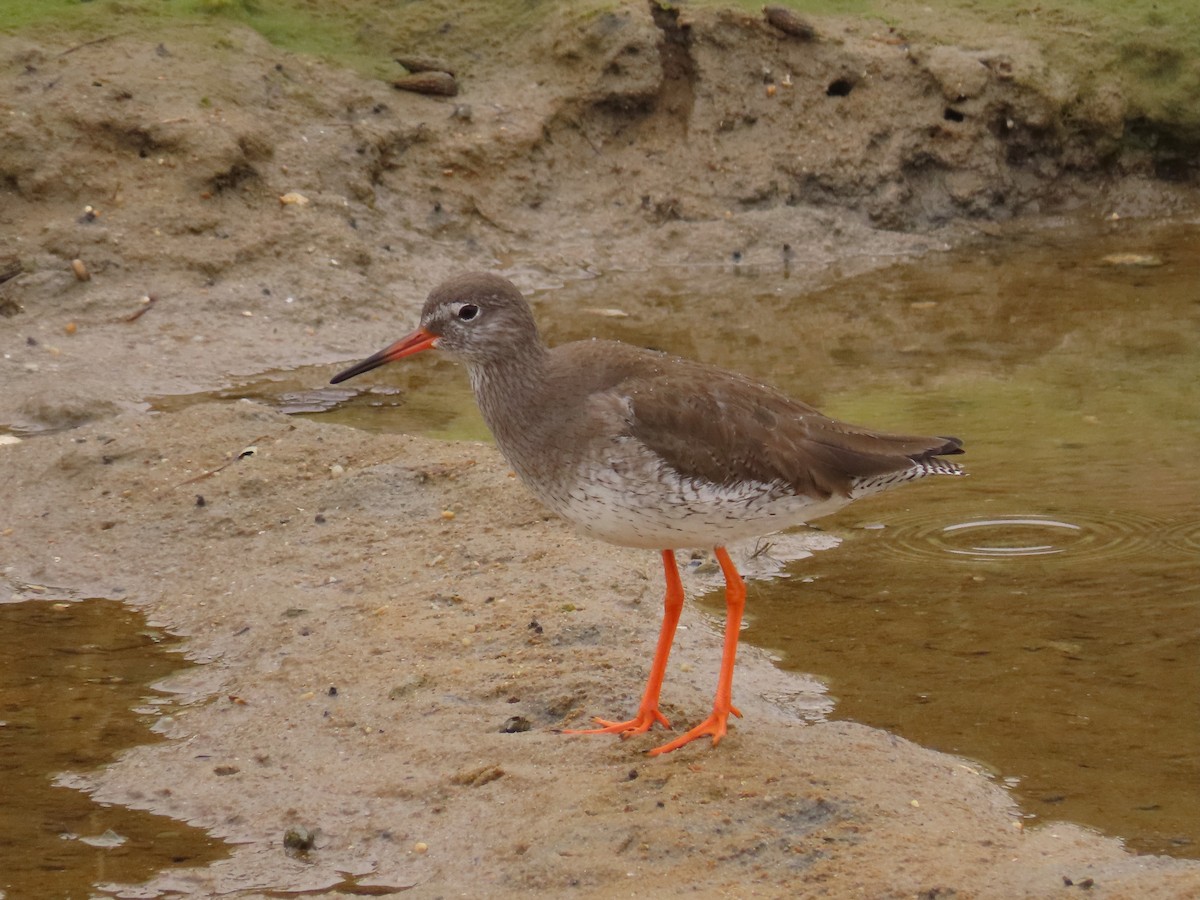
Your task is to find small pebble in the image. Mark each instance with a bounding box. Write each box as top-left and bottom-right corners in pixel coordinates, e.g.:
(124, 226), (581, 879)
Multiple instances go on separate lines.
(413, 841), (429, 854)
(71, 258), (90, 281)
(441, 509), (456, 520)
(284, 827), (318, 855)
(394, 71), (458, 97)
(500, 716), (532, 734)
(395, 55), (456, 76)
(64, 321), (77, 335)
(764, 6), (816, 40)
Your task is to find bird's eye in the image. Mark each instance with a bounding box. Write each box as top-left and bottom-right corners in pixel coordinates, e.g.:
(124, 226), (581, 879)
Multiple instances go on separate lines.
(457, 304), (479, 321)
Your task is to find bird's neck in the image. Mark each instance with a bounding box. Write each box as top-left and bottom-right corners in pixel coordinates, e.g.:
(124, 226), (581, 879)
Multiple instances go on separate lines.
(466, 343), (551, 438)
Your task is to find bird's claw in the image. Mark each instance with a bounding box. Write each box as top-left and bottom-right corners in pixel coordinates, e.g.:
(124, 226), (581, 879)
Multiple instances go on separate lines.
(646, 705), (741, 756)
(563, 707), (671, 737)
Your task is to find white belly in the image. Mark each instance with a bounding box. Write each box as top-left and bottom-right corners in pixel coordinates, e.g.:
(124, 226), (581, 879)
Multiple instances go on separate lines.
(522, 463), (849, 550)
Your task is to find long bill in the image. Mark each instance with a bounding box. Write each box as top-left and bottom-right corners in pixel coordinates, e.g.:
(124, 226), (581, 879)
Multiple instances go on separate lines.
(329, 328), (439, 384)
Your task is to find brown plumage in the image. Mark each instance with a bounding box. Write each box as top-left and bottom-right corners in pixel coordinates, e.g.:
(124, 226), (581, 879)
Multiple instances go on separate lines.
(331, 272), (965, 755)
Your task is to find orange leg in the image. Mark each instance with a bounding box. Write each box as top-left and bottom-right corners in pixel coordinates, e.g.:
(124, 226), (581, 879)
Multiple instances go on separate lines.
(564, 549), (683, 738)
(647, 546), (745, 756)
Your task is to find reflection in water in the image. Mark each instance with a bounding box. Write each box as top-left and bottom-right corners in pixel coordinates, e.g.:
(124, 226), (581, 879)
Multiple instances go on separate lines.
(0, 599), (227, 897)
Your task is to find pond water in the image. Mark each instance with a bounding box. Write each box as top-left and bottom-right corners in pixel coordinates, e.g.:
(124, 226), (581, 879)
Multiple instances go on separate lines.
(675, 217), (1200, 858)
(0, 598), (227, 898)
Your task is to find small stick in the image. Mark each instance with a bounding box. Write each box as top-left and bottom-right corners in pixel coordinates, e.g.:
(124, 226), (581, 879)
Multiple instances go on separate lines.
(123, 295), (158, 323)
(58, 34), (117, 57)
(176, 433), (273, 487)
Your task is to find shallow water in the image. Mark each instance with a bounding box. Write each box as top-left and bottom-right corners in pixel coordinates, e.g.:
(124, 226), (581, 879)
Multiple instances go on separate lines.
(673, 217), (1200, 858)
(0, 598), (227, 897)
(157, 214), (1199, 859)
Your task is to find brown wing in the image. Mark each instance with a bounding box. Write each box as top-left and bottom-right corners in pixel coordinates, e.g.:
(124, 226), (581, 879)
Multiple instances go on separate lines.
(618, 359), (962, 501)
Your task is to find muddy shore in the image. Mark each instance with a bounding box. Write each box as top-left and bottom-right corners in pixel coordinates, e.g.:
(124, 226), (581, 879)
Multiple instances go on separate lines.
(3, 3), (1200, 896)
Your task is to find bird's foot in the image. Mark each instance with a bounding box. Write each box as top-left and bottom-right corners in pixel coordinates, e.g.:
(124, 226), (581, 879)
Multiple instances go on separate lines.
(563, 706), (671, 737)
(646, 703), (743, 756)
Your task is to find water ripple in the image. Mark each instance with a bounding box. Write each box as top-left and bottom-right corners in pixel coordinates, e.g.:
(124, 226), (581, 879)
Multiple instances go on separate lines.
(874, 512), (1169, 563)
(1162, 519), (1200, 556)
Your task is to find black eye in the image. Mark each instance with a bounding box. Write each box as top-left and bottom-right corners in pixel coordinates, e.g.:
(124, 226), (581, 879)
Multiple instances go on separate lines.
(457, 304), (479, 321)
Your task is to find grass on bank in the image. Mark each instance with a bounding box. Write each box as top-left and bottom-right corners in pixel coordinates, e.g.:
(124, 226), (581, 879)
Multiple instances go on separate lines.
(1, 0), (1198, 136)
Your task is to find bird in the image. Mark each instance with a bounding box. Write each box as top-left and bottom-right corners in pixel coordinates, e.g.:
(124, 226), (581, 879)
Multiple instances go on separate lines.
(330, 272), (964, 755)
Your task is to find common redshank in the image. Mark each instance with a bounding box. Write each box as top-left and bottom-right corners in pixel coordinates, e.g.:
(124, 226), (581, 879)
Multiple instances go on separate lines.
(331, 273), (964, 755)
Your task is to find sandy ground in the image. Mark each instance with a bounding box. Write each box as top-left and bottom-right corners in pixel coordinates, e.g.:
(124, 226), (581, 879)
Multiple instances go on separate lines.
(3, 3), (1200, 897)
